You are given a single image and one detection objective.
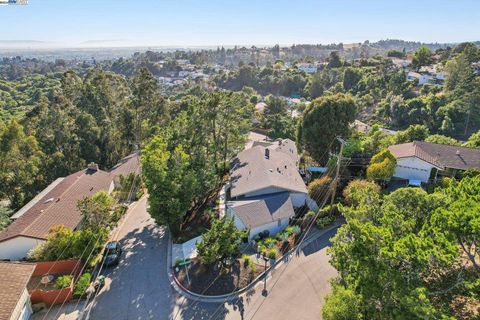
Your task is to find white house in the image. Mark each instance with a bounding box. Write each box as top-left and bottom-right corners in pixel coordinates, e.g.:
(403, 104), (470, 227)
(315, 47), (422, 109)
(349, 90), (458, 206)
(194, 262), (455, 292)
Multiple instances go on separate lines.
(297, 63), (317, 74)
(406, 71), (433, 85)
(388, 141), (480, 183)
(0, 154), (140, 261)
(227, 140), (308, 239)
(352, 120), (397, 136)
(0, 262), (35, 320)
(227, 193), (294, 240)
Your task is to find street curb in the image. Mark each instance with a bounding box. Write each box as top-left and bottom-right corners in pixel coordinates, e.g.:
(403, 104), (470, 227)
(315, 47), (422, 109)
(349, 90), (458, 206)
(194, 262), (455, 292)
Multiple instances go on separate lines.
(167, 222), (343, 303)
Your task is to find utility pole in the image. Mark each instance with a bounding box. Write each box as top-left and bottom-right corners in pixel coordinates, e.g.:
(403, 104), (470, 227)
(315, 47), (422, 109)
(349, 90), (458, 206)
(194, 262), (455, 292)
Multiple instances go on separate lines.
(330, 137), (346, 207)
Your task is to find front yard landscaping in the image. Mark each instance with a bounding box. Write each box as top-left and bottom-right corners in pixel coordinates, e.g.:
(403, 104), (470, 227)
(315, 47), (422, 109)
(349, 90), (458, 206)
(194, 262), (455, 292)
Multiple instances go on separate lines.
(174, 256), (264, 295)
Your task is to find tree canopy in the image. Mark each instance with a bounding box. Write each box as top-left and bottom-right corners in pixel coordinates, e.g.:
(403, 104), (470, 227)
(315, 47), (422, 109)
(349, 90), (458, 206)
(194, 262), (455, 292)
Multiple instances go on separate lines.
(298, 93), (357, 163)
(325, 176), (480, 319)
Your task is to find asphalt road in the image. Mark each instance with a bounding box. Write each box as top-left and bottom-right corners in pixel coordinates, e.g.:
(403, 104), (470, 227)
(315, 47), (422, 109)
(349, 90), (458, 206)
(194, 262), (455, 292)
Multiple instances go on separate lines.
(87, 196), (175, 320)
(173, 227), (339, 320)
(86, 196), (338, 320)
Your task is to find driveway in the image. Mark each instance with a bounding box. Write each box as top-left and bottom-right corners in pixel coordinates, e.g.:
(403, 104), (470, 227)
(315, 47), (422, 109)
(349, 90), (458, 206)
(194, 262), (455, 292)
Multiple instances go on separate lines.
(86, 196), (175, 320)
(172, 226), (339, 320)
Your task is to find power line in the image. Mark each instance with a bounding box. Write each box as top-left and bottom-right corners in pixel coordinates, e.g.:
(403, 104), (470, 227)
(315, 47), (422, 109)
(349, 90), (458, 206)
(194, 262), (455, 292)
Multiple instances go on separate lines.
(208, 162), (339, 320)
(247, 162), (351, 320)
(80, 152), (142, 320)
(206, 138), (340, 319)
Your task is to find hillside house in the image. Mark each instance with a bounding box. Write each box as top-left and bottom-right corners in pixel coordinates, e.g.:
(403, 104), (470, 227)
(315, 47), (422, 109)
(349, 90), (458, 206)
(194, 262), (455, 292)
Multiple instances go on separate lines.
(388, 141), (480, 184)
(0, 154), (140, 261)
(297, 63), (317, 74)
(0, 262), (35, 320)
(227, 139), (308, 239)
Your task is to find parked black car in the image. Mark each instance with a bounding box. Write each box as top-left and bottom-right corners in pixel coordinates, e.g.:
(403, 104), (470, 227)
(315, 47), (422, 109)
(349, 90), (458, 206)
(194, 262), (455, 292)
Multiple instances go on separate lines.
(103, 241), (122, 267)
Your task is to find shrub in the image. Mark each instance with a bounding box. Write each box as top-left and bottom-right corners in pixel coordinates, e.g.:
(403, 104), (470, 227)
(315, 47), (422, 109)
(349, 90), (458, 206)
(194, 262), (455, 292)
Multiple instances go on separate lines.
(366, 149), (396, 181)
(27, 225), (108, 264)
(174, 259), (184, 267)
(318, 204), (339, 217)
(343, 179), (381, 207)
(242, 254), (251, 268)
(248, 262), (256, 274)
(291, 225), (301, 235)
(284, 226), (295, 235)
(73, 273), (91, 298)
(316, 215), (335, 229)
(307, 176), (332, 198)
(278, 233), (289, 242)
(303, 211), (316, 222)
(267, 247), (278, 259)
(110, 205), (128, 225)
(258, 244), (268, 256)
(55, 275), (73, 289)
(264, 237), (277, 248)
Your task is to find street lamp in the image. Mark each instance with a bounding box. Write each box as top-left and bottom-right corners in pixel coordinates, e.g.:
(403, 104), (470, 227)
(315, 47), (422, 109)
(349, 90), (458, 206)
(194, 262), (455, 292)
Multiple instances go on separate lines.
(261, 253), (269, 296)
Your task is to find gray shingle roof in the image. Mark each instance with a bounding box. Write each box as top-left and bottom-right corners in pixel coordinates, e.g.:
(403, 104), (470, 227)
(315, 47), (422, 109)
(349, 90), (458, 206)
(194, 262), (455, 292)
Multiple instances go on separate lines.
(230, 145), (307, 198)
(388, 141), (480, 170)
(228, 192), (294, 229)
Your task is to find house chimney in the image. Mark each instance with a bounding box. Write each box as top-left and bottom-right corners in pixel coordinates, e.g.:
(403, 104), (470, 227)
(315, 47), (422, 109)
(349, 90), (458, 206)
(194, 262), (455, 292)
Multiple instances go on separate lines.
(87, 162), (99, 171)
(265, 148), (270, 159)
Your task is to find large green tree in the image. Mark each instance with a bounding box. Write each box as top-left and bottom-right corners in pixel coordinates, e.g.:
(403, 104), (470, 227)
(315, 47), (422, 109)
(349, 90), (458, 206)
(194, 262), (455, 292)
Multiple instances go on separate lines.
(327, 178), (480, 319)
(412, 46), (433, 70)
(196, 216), (244, 266)
(298, 93), (357, 163)
(0, 120), (43, 209)
(141, 135), (197, 234)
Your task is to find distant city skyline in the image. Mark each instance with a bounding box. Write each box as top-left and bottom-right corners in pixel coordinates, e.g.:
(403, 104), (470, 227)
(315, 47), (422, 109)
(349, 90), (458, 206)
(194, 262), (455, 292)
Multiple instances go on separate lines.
(1, 0), (479, 48)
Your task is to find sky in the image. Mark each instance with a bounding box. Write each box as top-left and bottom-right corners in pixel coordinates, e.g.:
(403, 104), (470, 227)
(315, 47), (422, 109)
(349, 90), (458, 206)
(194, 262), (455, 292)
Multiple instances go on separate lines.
(1, 0), (479, 48)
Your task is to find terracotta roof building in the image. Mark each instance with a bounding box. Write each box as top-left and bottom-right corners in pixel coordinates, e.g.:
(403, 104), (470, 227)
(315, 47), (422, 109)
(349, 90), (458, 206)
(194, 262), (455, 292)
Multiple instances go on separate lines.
(0, 154), (140, 261)
(0, 262), (35, 320)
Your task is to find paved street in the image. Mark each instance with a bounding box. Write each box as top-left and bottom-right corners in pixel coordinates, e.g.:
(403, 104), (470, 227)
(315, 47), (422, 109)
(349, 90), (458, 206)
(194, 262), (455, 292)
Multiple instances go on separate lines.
(173, 227), (339, 320)
(87, 196), (175, 320)
(44, 196), (339, 320)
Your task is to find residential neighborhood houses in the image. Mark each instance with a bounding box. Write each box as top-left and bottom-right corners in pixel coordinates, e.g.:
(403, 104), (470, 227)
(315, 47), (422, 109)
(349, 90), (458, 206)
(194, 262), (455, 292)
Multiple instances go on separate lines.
(0, 34), (480, 320)
(0, 153), (140, 261)
(388, 141), (480, 184)
(227, 139), (310, 240)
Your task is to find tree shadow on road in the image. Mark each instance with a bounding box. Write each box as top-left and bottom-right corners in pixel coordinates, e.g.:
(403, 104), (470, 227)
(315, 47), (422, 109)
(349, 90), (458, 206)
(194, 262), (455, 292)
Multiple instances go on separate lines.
(90, 220), (176, 320)
(301, 228), (338, 257)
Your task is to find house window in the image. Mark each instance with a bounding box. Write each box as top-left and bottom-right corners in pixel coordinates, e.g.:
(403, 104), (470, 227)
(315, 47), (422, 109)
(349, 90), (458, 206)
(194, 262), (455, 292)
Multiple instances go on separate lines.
(277, 220), (281, 227)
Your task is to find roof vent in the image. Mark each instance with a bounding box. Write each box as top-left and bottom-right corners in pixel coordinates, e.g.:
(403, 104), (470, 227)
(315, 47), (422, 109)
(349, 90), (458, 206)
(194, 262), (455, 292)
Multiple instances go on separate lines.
(456, 150), (460, 155)
(87, 162), (99, 171)
(43, 198), (54, 204)
(265, 148), (270, 159)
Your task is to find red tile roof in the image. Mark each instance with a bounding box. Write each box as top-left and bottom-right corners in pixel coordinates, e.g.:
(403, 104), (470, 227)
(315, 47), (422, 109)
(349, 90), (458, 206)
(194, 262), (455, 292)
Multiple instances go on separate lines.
(0, 262), (35, 320)
(0, 153), (141, 243)
(109, 152), (140, 177)
(0, 169), (111, 242)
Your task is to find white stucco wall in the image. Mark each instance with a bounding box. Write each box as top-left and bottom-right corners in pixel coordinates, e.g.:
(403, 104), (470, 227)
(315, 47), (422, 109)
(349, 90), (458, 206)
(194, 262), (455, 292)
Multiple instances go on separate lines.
(249, 218), (289, 240)
(0, 236), (45, 261)
(394, 157), (436, 183)
(227, 207), (247, 230)
(9, 288), (32, 320)
(290, 192), (307, 208)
